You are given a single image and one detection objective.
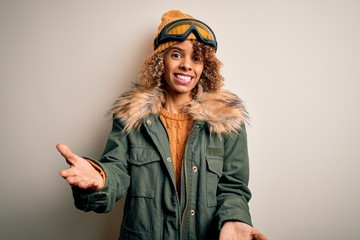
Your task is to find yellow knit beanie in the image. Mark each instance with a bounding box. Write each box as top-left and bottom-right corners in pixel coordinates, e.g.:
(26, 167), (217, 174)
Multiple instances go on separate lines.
(154, 10), (200, 53)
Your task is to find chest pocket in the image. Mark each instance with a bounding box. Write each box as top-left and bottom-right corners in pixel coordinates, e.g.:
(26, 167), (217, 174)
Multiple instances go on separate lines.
(206, 146), (224, 207)
(128, 147), (162, 198)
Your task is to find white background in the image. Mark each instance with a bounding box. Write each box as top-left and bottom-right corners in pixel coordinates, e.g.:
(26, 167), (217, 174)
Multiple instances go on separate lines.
(1, 1), (359, 239)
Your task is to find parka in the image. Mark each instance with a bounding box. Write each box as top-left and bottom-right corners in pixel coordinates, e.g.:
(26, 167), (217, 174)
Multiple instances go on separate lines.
(71, 84), (253, 240)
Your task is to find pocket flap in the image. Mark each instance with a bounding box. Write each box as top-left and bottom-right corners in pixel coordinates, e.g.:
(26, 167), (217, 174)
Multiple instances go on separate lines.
(206, 157), (223, 177)
(129, 147), (161, 166)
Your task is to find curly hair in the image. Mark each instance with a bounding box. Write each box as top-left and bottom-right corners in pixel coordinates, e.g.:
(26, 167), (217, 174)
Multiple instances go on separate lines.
(138, 41), (224, 93)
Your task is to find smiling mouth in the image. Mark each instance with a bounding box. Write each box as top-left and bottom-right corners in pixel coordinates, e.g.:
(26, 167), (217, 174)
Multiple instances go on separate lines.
(175, 74), (193, 84)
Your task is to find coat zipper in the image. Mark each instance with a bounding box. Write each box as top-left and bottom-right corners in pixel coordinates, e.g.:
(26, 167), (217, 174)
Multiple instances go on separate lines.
(180, 139), (189, 240)
(180, 124), (198, 240)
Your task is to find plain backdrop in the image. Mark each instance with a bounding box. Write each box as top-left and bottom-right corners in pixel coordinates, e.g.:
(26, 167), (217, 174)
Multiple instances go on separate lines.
(1, 1), (359, 239)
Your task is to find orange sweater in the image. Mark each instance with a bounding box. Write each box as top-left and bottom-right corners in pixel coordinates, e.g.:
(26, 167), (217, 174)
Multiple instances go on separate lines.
(160, 108), (193, 192)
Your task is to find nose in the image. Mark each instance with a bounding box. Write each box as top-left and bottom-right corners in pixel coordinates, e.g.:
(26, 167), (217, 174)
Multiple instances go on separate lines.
(179, 56), (192, 71)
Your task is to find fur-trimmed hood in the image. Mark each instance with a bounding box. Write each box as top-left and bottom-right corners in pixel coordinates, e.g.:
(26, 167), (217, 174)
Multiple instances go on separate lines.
(110, 84), (249, 136)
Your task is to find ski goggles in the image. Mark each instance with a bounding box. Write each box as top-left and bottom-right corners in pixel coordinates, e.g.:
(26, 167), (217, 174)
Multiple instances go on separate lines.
(153, 18), (218, 51)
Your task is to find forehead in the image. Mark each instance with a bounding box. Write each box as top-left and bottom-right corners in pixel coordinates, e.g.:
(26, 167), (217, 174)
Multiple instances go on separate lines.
(168, 40), (195, 52)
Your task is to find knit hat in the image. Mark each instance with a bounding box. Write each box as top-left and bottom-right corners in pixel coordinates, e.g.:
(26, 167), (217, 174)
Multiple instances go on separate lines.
(153, 10), (212, 53)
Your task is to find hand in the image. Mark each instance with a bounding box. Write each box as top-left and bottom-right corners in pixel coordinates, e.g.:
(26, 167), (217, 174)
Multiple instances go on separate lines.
(57, 143), (104, 190)
(219, 221), (268, 240)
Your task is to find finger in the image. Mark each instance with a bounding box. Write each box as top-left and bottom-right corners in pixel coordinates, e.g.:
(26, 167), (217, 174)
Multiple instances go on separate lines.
(252, 228), (268, 240)
(257, 232), (268, 240)
(91, 180), (102, 190)
(253, 233), (268, 240)
(56, 143), (78, 165)
(65, 176), (83, 186)
(61, 172), (100, 190)
(59, 168), (77, 178)
(77, 179), (100, 190)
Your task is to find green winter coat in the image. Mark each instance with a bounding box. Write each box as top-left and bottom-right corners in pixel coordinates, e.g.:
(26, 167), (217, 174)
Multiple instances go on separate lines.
(72, 85), (252, 240)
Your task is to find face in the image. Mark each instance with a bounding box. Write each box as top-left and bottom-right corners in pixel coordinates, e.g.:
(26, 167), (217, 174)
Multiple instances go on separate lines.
(163, 40), (204, 99)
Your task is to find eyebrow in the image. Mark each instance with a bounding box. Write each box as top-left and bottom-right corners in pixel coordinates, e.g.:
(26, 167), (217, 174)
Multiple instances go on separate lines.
(168, 46), (184, 52)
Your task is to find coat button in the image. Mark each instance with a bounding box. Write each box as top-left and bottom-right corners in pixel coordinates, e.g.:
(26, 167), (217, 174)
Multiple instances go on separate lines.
(190, 209), (195, 216)
(192, 166), (198, 172)
(146, 120), (152, 125)
(166, 157), (172, 163)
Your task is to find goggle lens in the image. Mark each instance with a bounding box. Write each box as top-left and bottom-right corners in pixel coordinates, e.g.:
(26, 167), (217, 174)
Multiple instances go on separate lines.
(165, 20), (215, 41)
(154, 18), (217, 51)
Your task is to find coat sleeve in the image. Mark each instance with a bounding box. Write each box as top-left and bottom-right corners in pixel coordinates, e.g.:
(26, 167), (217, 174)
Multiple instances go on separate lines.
(215, 124), (252, 229)
(71, 118), (130, 213)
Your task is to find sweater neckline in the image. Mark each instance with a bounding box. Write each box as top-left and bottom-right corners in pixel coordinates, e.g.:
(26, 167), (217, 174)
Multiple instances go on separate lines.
(160, 108), (191, 121)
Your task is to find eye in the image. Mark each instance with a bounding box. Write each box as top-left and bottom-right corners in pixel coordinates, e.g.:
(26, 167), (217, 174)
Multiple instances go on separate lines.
(171, 52), (182, 59)
(192, 56), (202, 63)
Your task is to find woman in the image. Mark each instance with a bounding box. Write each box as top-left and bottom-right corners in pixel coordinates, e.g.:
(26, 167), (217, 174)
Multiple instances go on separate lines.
(57, 10), (267, 240)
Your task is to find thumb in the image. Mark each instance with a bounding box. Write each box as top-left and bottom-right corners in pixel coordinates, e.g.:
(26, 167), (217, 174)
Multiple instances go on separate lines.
(56, 143), (78, 166)
(252, 228), (268, 240)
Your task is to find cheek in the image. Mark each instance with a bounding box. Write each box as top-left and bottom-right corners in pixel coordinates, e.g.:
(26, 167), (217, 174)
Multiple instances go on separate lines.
(163, 58), (174, 75)
(163, 65), (171, 81)
(196, 66), (204, 79)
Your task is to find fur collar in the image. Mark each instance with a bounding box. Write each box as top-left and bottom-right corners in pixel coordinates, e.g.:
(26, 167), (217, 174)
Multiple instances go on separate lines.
(111, 84), (249, 136)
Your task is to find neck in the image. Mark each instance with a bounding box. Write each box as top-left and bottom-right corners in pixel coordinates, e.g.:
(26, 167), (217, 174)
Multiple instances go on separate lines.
(163, 93), (193, 114)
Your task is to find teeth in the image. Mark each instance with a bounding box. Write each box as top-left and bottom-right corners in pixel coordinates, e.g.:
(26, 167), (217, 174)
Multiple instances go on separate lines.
(176, 74), (192, 81)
